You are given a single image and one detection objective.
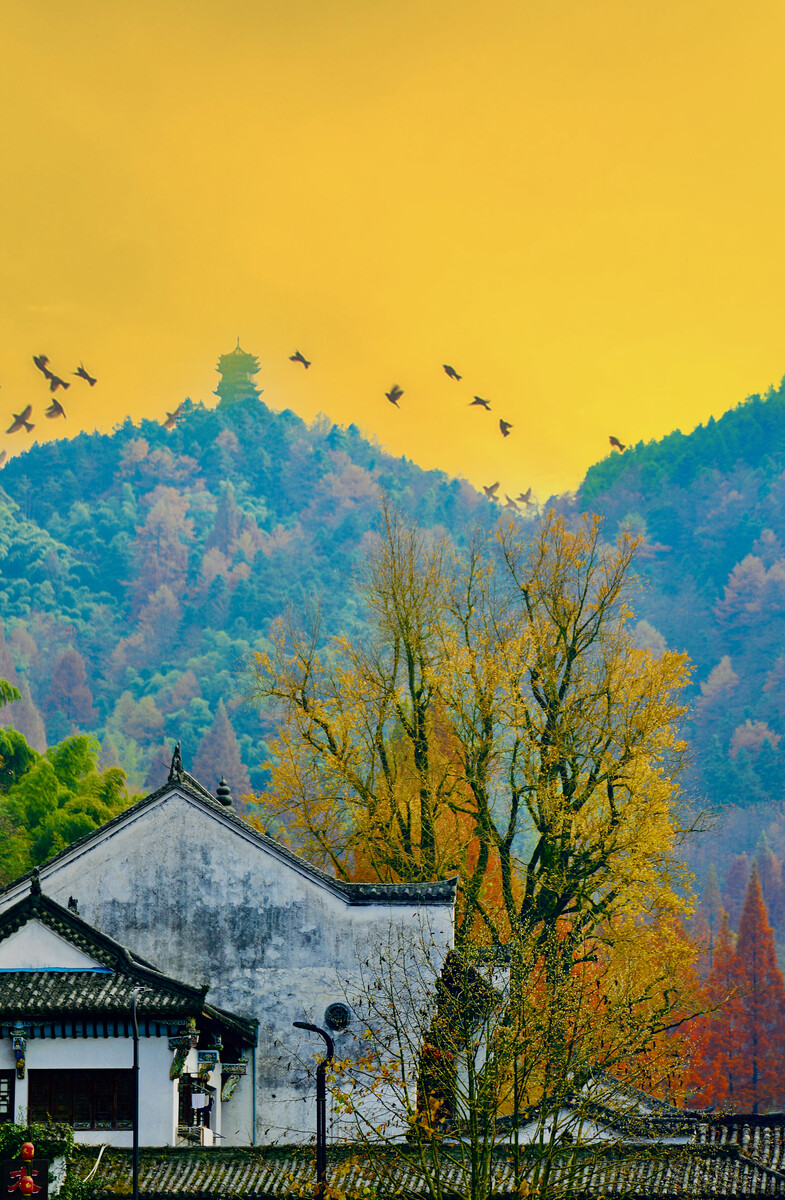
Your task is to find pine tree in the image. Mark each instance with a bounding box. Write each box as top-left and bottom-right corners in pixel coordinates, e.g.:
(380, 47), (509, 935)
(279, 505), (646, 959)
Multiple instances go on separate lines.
(192, 700), (251, 800)
(685, 913), (743, 1109)
(722, 853), (750, 930)
(734, 866), (785, 1112)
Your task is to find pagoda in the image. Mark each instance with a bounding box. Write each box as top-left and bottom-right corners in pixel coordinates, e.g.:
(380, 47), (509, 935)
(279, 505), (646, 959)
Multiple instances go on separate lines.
(214, 340), (261, 406)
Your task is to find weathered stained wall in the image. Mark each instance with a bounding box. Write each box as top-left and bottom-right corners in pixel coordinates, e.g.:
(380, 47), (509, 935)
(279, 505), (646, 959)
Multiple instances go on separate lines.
(0, 787), (454, 1146)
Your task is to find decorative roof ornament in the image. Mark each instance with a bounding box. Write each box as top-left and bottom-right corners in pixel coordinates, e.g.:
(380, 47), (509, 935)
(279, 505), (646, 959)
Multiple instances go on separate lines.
(216, 776), (232, 807)
(168, 741), (184, 783)
(30, 868), (41, 896)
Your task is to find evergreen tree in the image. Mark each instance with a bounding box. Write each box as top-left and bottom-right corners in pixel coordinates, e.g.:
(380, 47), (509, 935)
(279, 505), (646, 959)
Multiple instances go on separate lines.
(734, 866), (785, 1112)
(192, 699), (251, 799)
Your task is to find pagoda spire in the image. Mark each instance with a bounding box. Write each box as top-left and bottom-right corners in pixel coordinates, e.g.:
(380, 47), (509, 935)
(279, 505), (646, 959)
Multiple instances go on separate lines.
(214, 341), (262, 406)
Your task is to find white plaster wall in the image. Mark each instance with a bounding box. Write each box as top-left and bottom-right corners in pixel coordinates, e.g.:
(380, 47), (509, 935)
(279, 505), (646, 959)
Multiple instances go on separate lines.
(0, 789), (454, 1146)
(0, 1037), (177, 1147)
(0, 923), (105, 970)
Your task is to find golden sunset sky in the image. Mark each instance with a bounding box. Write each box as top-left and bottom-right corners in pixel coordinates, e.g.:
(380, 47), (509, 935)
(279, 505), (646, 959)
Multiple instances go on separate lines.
(3, 0), (785, 501)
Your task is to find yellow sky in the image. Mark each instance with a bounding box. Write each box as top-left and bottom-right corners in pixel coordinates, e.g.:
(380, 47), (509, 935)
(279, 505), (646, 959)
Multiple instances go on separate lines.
(3, 0), (785, 501)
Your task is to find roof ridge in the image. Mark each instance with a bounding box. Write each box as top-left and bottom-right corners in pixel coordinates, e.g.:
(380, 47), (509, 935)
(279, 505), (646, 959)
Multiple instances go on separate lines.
(0, 779), (457, 908)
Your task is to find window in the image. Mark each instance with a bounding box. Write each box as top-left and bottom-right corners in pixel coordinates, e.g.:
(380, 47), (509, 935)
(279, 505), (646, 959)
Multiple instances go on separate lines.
(177, 1075), (212, 1131)
(29, 1071), (133, 1131)
(0, 1073), (14, 1123)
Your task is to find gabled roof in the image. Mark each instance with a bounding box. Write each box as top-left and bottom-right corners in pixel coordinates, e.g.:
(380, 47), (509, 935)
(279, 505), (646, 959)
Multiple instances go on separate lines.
(74, 1143), (785, 1198)
(0, 884), (257, 1044)
(1, 773), (457, 908)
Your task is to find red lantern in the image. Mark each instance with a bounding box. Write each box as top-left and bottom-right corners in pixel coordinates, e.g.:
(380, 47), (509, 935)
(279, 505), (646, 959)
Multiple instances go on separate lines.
(19, 1176), (34, 1195)
(20, 1145), (34, 1161)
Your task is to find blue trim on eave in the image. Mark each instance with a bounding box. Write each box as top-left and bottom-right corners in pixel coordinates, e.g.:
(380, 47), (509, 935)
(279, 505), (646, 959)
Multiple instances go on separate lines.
(0, 967), (112, 973)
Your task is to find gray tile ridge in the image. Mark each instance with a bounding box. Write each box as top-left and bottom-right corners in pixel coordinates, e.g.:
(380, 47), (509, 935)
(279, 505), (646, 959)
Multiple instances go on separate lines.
(0, 777), (457, 909)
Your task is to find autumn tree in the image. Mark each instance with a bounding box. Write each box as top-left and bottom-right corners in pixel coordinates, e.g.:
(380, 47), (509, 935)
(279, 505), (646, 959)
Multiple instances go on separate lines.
(733, 867), (785, 1112)
(192, 699), (251, 799)
(248, 507), (693, 947)
(722, 854), (750, 931)
(45, 648), (96, 735)
(684, 913), (743, 1109)
(330, 914), (702, 1200)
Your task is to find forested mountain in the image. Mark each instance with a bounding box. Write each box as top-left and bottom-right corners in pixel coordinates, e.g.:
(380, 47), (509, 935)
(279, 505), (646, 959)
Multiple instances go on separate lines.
(5, 366), (785, 950)
(0, 390), (495, 799)
(567, 377), (785, 922)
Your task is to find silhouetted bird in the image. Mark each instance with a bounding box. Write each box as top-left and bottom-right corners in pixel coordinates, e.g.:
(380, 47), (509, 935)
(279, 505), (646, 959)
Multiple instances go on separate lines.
(73, 363), (97, 386)
(45, 396), (66, 419)
(609, 435), (626, 452)
(516, 488), (533, 506)
(385, 384), (403, 407)
(499, 419), (512, 437)
(483, 482), (500, 501)
(470, 396), (491, 410)
(33, 354), (51, 378)
(7, 406), (34, 434)
(48, 374), (70, 393)
(163, 408), (181, 430)
(0, 450), (6, 468)
(289, 350), (311, 369)
(504, 495), (520, 511)
(443, 364), (461, 381)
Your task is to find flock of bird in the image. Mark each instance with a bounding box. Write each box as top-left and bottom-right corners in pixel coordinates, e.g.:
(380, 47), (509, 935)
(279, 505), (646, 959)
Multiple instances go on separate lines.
(0, 347), (628, 500)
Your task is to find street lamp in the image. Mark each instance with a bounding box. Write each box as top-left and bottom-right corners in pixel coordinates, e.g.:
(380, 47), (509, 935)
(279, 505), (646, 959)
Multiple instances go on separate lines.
(292, 1022), (335, 1200)
(131, 989), (140, 1200)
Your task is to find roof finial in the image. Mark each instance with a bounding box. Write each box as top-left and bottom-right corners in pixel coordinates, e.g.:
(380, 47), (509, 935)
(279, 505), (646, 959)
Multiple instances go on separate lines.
(31, 868), (41, 896)
(216, 776), (232, 807)
(168, 741), (184, 783)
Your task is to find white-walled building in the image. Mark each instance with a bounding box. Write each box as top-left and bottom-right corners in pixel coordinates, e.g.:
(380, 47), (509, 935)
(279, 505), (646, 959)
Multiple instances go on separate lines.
(0, 751), (456, 1147)
(0, 877), (256, 1146)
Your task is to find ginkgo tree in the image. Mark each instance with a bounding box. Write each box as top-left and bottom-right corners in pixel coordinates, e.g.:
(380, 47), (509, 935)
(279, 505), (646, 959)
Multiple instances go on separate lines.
(247, 504), (694, 947)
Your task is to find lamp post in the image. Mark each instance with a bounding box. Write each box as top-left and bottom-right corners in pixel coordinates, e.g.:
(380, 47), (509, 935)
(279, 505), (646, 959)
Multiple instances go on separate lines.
(131, 989), (140, 1200)
(292, 1022), (335, 1200)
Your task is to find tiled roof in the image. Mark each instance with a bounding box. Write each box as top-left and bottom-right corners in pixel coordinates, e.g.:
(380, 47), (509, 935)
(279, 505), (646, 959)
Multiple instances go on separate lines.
(1, 777), (457, 908)
(0, 890), (257, 1044)
(74, 1143), (785, 1198)
(698, 1115), (785, 1175)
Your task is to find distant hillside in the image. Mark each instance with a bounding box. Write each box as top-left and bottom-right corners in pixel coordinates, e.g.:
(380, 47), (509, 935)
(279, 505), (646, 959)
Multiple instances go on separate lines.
(571, 378), (785, 888)
(0, 393), (496, 796)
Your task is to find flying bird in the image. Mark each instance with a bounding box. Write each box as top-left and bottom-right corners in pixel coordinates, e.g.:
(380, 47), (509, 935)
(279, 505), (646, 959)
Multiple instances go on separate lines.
(470, 396), (491, 410)
(385, 384), (403, 407)
(504, 495), (520, 511)
(289, 350), (311, 369)
(0, 451), (6, 468)
(609, 435), (626, 452)
(443, 364), (461, 381)
(45, 396), (66, 419)
(33, 354), (51, 378)
(499, 419), (513, 437)
(483, 482), (500, 501)
(48, 373), (70, 393)
(163, 405), (184, 430)
(74, 363), (97, 386)
(7, 406), (34, 434)
(516, 488), (533, 506)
